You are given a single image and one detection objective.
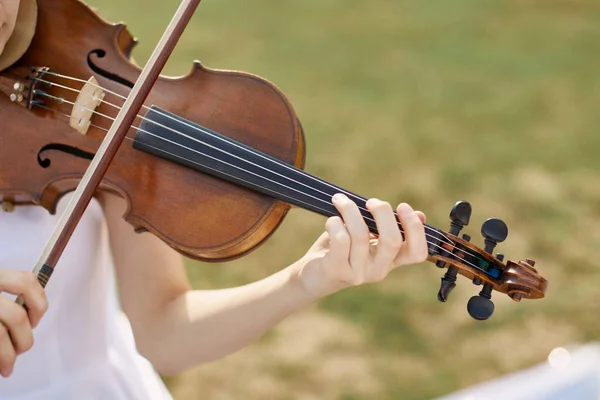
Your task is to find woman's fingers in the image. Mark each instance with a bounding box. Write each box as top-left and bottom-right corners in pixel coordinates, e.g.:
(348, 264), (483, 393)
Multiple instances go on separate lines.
(325, 194), (428, 285)
(324, 215), (351, 268)
(299, 195), (430, 298)
(366, 198), (403, 279)
(0, 270), (50, 378)
(415, 210), (426, 223)
(0, 322), (16, 378)
(0, 271), (48, 329)
(332, 194), (370, 281)
(395, 203), (428, 265)
(0, 296), (33, 356)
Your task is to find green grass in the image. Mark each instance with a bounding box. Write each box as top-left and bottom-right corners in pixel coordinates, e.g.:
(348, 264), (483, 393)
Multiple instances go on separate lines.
(320, 285), (430, 355)
(86, 0), (600, 398)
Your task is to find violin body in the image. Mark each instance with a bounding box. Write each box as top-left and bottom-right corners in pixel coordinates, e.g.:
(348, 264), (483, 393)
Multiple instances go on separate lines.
(0, 0), (306, 261)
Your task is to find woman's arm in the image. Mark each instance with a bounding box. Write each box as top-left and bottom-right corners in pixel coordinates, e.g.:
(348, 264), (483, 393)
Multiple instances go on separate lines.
(99, 191), (427, 376)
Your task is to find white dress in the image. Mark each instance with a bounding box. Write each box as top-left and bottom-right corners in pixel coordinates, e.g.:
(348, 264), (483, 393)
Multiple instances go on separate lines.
(0, 195), (173, 400)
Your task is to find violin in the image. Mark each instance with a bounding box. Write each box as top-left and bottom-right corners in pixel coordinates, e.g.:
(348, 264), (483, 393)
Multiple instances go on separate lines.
(0, 0), (547, 320)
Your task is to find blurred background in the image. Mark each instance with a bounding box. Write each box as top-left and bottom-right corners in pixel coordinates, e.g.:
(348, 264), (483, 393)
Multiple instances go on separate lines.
(87, 0), (600, 399)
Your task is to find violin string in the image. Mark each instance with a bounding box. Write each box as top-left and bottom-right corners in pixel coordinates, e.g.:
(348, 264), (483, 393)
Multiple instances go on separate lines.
(35, 73), (462, 248)
(34, 76), (498, 268)
(31, 76), (492, 265)
(33, 90), (460, 250)
(30, 100), (488, 274)
(132, 143), (490, 273)
(31, 73), (491, 264)
(33, 100), (492, 272)
(35, 74), (451, 236)
(34, 103), (109, 132)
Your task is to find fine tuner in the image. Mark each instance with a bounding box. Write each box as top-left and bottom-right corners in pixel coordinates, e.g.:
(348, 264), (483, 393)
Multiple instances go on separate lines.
(429, 201), (546, 320)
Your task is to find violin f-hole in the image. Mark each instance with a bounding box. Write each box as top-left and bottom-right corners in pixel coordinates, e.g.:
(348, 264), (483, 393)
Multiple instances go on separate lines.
(87, 49), (135, 89)
(37, 143), (95, 168)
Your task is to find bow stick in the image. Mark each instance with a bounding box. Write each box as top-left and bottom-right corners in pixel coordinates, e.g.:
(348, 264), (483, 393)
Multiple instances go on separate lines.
(16, 0), (202, 305)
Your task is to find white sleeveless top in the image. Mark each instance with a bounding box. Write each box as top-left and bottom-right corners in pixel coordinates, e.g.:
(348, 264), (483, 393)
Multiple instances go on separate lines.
(0, 195), (173, 400)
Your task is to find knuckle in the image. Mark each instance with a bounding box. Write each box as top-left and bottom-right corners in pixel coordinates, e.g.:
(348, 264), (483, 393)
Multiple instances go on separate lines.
(337, 198), (354, 210)
(333, 231), (350, 246)
(15, 333), (33, 354)
(379, 233), (402, 250)
(0, 326), (7, 341)
(22, 335), (34, 353)
(408, 213), (423, 228)
(26, 334), (34, 351)
(34, 291), (49, 315)
(337, 273), (354, 287)
(326, 216), (342, 229)
(41, 298), (49, 314)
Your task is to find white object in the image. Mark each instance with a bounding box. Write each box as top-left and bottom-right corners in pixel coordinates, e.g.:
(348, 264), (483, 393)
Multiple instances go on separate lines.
(0, 195), (172, 399)
(435, 343), (600, 400)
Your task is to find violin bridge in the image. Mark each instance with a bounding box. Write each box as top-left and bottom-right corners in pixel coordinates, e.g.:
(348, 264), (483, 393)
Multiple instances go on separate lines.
(70, 76), (105, 135)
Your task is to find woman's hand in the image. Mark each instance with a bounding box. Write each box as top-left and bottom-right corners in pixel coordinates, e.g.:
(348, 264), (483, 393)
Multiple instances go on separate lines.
(0, 270), (48, 378)
(0, 0), (20, 57)
(294, 193), (428, 299)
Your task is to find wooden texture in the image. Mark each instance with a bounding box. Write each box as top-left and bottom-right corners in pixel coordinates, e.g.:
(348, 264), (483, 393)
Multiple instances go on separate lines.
(427, 233), (547, 301)
(0, 0), (306, 262)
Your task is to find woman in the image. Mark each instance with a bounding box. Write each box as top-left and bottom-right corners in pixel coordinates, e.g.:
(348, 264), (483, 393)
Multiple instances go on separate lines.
(0, 1), (429, 399)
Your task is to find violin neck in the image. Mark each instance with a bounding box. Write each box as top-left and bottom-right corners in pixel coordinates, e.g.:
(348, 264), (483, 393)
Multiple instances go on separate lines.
(133, 106), (433, 236)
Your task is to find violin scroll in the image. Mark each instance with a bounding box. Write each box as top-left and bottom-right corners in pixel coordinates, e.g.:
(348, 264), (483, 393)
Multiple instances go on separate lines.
(428, 201), (548, 321)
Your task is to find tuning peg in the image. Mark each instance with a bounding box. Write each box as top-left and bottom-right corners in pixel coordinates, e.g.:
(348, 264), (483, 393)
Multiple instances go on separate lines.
(467, 253), (504, 320)
(467, 292), (494, 320)
(449, 201), (472, 235)
(467, 282), (495, 320)
(467, 253), (503, 319)
(436, 203), (471, 269)
(437, 267), (458, 302)
(481, 218), (508, 254)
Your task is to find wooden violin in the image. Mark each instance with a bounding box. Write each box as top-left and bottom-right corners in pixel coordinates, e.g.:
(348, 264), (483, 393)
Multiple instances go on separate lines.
(0, 0), (547, 320)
